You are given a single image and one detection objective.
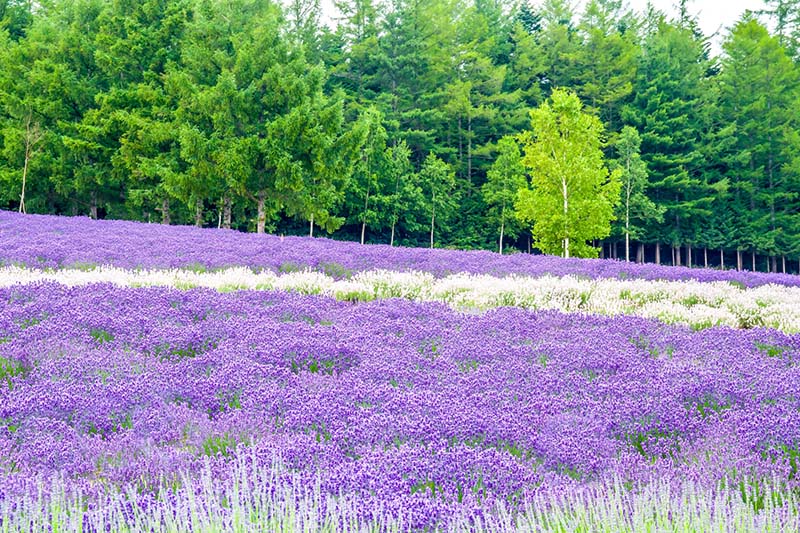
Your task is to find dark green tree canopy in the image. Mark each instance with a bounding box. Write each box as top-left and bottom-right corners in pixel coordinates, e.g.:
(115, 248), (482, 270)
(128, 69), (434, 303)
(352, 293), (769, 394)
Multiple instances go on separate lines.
(2, 0), (800, 271)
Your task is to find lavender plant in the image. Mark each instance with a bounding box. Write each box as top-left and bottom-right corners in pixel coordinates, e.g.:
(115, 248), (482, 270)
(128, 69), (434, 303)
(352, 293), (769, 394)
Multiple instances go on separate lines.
(2, 282), (800, 529)
(2, 210), (798, 288)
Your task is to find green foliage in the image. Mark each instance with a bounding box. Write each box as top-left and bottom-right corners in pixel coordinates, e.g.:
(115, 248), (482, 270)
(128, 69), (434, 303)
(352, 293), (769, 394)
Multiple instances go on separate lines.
(201, 433), (237, 457)
(754, 341), (790, 359)
(0, 356), (28, 389)
(419, 153), (457, 248)
(482, 136), (527, 253)
(717, 16), (800, 260)
(2, 0), (800, 263)
(516, 89), (621, 258)
(612, 126), (664, 260)
(90, 328), (114, 345)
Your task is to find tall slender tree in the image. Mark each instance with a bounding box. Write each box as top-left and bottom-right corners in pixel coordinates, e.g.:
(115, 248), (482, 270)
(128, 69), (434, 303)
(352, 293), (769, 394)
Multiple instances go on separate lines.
(612, 125), (663, 261)
(718, 16), (800, 269)
(483, 135), (526, 254)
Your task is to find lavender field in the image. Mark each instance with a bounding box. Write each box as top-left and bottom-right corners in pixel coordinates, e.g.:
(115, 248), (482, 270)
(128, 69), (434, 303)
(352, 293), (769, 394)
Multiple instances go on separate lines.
(2, 212), (800, 531)
(3, 211), (799, 288)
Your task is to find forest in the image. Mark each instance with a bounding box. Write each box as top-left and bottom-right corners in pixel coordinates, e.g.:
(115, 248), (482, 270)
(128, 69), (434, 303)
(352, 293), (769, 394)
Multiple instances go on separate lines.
(1, 0), (800, 272)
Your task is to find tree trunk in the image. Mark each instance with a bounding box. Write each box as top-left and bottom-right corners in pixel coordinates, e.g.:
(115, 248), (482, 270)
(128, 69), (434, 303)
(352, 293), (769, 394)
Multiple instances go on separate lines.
(720, 248), (724, 270)
(430, 206), (435, 249)
(194, 201), (202, 227)
(90, 190), (98, 220)
(625, 233), (630, 262)
(752, 251), (756, 272)
(390, 223), (396, 247)
(599, 241), (605, 259)
(527, 235), (531, 254)
(676, 245), (681, 267)
(686, 245), (692, 268)
(309, 214), (314, 238)
(655, 242), (661, 265)
(561, 177), (569, 258)
(637, 243), (644, 263)
(19, 144), (30, 214)
(704, 247), (708, 269)
(256, 190), (266, 234)
(361, 181), (371, 245)
(737, 249), (742, 271)
(771, 256), (777, 273)
(222, 195), (232, 230)
(19, 113), (42, 215)
(467, 114), (472, 184)
(782, 255), (786, 274)
(499, 220), (505, 255)
(161, 198), (171, 225)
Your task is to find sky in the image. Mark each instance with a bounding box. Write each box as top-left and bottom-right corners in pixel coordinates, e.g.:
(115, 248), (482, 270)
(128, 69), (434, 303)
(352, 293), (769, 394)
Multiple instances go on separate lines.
(319, 0), (771, 54)
(624, 0), (766, 41)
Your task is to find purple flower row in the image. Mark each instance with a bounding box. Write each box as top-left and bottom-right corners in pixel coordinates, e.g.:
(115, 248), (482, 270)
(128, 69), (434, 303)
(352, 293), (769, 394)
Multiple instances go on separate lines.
(2, 283), (799, 527)
(2, 210), (798, 287)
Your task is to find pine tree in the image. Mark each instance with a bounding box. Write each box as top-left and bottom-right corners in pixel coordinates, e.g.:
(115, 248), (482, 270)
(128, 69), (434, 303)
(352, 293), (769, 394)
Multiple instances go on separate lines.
(623, 14), (718, 264)
(718, 16), (800, 269)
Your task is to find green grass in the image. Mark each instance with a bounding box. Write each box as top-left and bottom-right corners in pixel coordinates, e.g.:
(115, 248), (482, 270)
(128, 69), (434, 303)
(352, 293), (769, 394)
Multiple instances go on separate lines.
(0, 356), (29, 390)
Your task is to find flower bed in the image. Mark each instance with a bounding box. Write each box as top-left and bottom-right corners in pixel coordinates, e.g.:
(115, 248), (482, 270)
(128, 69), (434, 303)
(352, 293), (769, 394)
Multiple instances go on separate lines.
(2, 282), (800, 529)
(2, 210), (797, 287)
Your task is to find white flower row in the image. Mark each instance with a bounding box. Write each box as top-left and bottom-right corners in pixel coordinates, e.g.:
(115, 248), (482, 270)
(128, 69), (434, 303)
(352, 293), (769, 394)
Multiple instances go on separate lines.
(2, 265), (799, 332)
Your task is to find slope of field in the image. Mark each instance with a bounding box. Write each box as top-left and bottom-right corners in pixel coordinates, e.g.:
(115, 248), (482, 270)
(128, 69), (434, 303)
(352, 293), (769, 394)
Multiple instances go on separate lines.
(2, 210), (798, 288)
(2, 212), (800, 531)
(1, 283), (800, 530)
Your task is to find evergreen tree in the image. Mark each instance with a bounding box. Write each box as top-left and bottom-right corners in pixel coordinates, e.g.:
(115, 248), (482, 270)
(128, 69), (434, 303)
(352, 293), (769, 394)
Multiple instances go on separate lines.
(0, 0), (32, 40)
(574, 0), (639, 134)
(623, 14), (718, 264)
(718, 16), (800, 269)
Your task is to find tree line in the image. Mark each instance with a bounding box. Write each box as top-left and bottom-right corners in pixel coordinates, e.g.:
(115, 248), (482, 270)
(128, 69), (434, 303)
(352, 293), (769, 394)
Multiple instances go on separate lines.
(2, 0), (800, 272)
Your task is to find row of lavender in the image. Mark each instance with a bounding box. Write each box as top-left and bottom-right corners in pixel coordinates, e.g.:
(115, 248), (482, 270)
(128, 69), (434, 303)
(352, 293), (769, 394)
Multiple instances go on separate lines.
(2, 282), (800, 528)
(4, 265), (800, 332)
(2, 211), (798, 288)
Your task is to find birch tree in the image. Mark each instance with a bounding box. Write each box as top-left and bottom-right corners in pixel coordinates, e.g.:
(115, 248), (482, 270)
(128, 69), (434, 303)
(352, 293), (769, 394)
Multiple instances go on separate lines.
(516, 88), (621, 258)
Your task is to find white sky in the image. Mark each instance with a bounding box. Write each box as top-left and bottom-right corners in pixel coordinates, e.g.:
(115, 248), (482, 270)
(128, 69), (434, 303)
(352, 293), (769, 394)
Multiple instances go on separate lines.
(625, 0), (766, 40)
(319, 0), (770, 54)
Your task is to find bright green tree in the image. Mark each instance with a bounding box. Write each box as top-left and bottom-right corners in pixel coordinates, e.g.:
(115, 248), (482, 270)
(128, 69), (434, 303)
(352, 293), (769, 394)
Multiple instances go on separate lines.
(379, 140), (426, 246)
(516, 88), (621, 258)
(343, 107), (388, 243)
